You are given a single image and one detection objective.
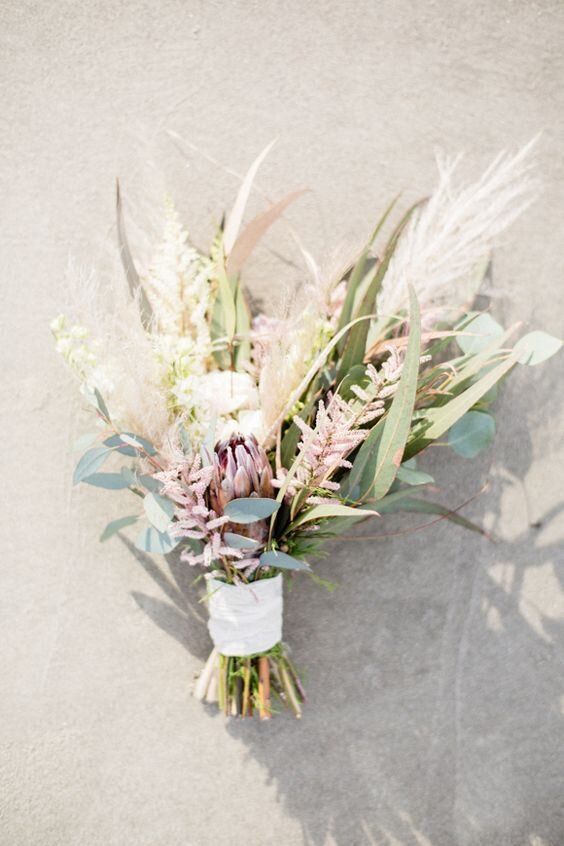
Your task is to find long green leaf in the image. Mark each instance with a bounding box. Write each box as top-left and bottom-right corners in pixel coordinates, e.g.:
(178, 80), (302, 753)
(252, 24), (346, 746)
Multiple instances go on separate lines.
(424, 354), (516, 441)
(336, 200), (422, 383)
(345, 286), (421, 501)
(337, 195), (400, 336)
(234, 281), (251, 368)
(289, 502), (378, 529)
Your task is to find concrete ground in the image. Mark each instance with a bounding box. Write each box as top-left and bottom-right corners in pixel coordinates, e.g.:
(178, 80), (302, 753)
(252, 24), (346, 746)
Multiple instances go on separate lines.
(1, 2), (563, 844)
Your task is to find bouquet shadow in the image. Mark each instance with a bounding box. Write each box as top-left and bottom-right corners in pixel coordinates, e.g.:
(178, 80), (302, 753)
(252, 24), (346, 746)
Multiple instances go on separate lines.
(121, 383), (564, 846)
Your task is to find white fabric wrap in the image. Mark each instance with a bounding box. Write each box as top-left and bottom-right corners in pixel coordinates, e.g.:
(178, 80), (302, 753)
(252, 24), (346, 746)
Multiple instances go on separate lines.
(207, 574), (283, 656)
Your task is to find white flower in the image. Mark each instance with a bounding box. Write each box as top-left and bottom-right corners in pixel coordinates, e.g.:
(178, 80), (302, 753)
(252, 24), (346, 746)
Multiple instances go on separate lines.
(193, 371), (259, 417)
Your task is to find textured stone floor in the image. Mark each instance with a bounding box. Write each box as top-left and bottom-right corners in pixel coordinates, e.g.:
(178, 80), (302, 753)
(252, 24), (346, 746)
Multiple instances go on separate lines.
(2, 2), (563, 844)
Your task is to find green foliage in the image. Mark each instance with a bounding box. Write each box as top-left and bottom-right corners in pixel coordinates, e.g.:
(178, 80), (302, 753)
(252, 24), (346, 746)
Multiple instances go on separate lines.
(73, 447), (113, 485)
(103, 432), (156, 457)
(343, 285), (421, 501)
(135, 526), (179, 555)
(143, 492), (176, 533)
(448, 411), (496, 458)
(260, 550), (311, 571)
(457, 313), (503, 355)
(514, 330), (562, 366)
(223, 497), (281, 523)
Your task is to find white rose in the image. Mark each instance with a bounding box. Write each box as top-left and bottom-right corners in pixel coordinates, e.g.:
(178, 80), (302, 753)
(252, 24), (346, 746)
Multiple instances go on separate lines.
(194, 371), (259, 417)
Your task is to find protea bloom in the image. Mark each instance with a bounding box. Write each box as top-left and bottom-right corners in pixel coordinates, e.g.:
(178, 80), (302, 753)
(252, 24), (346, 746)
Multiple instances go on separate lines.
(208, 433), (274, 542)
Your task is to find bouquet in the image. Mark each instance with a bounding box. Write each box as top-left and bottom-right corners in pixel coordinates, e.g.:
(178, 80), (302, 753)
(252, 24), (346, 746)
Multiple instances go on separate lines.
(52, 140), (561, 719)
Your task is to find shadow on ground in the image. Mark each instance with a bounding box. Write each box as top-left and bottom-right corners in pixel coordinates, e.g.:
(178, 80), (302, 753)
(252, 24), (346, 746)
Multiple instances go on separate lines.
(122, 368), (564, 846)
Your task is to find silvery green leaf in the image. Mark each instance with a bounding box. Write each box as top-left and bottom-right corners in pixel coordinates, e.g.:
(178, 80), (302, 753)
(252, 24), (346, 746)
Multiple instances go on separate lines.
(82, 472), (130, 489)
(73, 447), (113, 485)
(104, 432), (156, 456)
(143, 492), (176, 533)
(138, 474), (162, 493)
(120, 467), (138, 486)
(223, 532), (261, 550)
(457, 313), (503, 355)
(514, 330), (562, 366)
(396, 465), (434, 486)
(223, 497), (281, 523)
(81, 384), (111, 420)
(259, 550), (310, 571)
(448, 411), (496, 458)
(135, 526), (179, 555)
(100, 515), (139, 542)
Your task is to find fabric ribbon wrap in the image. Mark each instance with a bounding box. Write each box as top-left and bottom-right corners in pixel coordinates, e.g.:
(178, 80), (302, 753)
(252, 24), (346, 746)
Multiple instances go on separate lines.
(207, 574), (283, 656)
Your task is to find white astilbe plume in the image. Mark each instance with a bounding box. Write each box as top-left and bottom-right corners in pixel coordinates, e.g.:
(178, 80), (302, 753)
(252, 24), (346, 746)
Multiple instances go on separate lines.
(378, 139), (538, 317)
(274, 393), (368, 504)
(144, 199), (212, 348)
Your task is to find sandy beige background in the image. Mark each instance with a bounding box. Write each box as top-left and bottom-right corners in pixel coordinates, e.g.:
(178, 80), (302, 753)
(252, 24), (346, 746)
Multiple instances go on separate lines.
(2, 2), (564, 845)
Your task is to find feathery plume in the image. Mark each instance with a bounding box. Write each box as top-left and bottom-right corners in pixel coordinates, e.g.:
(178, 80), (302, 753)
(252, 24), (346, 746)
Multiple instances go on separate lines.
(378, 139), (538, 316)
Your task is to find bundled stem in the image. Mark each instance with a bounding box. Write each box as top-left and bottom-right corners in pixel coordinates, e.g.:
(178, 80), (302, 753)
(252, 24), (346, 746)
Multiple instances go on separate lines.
(194, 643), (305, 719)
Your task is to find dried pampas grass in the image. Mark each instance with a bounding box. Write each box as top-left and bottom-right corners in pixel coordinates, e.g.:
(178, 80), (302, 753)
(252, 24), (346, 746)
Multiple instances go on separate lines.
(377, 138), (539, 317)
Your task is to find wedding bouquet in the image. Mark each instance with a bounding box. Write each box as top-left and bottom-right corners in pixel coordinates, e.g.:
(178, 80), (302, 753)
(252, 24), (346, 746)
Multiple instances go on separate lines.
(52, 140), (561, 719)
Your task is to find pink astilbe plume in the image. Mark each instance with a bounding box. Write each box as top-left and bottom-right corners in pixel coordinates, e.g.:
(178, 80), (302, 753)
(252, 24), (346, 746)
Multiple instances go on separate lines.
(155, 453), (243, 567)
(275, 394), (368, 504)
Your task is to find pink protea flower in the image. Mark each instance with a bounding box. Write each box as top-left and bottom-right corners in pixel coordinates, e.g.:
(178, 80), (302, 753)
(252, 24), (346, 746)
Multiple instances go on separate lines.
(208, 433), (274, 542)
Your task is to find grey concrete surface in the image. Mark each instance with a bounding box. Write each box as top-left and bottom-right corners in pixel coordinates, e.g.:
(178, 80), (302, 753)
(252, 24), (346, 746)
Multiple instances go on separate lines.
(1, 2), (564, 844)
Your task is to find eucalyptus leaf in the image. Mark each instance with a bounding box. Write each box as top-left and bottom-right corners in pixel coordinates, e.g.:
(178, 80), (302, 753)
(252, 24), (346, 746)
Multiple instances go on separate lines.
(260, 550), (311, 571)
(135, 526), (179, 555)
(104, 432), (156, 457)
(120, 467), (138, 486)
(138, 474), (163, 493)
(223, 497), (281, 523)
(457, 313), (503, 355)
(81, 384), (110, 420)
(143, 492), (176, 533)
(514, 330), (562, 366)
(73, 447), (113, 485)
(223, 532), (261, 550)
(396, 465), (434, 486)
(100, 515), (139, 542)
(82, 472), (131, 489)
(448, 411), (496, 458)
